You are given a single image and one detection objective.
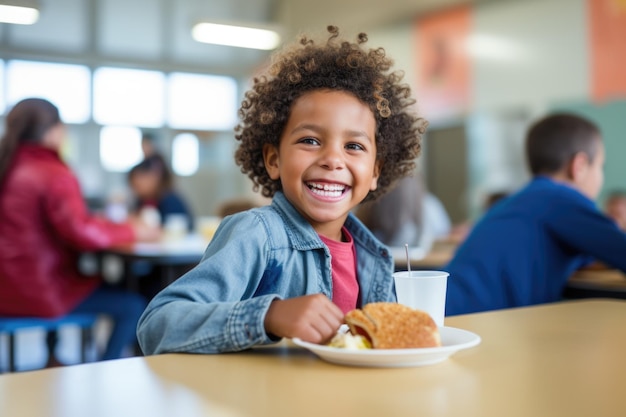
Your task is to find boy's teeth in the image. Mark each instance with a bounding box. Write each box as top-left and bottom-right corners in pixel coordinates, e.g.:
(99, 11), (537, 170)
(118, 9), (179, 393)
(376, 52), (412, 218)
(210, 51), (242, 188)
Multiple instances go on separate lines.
(307, 182), (345, 191)
(307, 182), (346, 196)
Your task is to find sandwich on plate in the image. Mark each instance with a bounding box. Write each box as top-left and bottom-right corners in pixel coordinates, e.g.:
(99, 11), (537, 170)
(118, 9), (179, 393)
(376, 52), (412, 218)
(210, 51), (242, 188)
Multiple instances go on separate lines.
(329, 302), (441, 349)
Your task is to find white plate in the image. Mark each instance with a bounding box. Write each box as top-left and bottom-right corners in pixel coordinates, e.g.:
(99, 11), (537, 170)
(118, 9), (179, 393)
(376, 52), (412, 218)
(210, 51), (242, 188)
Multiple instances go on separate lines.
(292, 326), (481, 368)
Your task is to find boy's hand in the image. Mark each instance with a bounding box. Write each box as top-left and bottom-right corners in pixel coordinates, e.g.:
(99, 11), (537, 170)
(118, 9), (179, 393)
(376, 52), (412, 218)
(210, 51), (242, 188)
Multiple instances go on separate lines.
(264, 294), (344, 344)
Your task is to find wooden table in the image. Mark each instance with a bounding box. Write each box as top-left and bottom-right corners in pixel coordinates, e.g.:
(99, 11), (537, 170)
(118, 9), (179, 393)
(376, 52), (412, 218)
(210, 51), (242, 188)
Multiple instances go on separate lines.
(564, 268), (626, 300)
(2, 299), (625, 417)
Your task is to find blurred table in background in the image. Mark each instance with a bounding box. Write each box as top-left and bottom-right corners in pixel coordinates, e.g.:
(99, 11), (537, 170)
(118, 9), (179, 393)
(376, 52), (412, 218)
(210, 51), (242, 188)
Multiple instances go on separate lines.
(393, 239), (457, 271)
(564, 268), (626, 300)
(101, 234), (208, 293)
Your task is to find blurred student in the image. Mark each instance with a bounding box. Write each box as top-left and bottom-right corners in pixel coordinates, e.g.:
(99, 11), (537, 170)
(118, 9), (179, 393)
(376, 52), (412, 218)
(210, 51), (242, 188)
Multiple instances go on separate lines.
(127, 157), (195, 300)
(445, 113), (626, 316)
(356, 174), (425, 247)
(0, 98), (160, 363)
(127, 157), (194, 232)
(356, 174), (451, 248)
(423, 191), (453, 240)
(604, 190), (626, 231)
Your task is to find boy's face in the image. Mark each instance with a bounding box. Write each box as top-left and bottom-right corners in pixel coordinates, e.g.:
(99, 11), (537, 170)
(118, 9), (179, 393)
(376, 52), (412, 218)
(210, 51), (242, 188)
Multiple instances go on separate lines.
(576, 139), (605, 200)
(263, 90), (379, 240)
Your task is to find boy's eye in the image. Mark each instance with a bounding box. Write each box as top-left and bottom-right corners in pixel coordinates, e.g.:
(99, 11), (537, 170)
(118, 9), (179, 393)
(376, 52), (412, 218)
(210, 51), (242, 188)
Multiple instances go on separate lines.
(346, 142), (365, 151)
(299, 137), (320, 145)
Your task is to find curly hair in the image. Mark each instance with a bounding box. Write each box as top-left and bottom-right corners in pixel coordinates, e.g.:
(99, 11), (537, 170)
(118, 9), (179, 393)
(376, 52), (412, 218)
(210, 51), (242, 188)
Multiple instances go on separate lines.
(234, 25), (427, 202)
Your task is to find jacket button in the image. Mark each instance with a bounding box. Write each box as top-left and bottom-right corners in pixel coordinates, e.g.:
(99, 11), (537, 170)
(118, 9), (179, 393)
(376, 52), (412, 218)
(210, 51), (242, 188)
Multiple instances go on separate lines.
(380, 248), (388, 257)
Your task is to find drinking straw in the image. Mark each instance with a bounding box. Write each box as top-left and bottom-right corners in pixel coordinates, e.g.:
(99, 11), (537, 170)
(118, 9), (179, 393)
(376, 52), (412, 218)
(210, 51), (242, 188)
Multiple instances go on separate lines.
(405, 243), (411, 274)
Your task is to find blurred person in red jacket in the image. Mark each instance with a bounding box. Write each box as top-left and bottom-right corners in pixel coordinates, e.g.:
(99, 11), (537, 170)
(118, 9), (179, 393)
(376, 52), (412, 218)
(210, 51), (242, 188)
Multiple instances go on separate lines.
(0, 98), (160, 364)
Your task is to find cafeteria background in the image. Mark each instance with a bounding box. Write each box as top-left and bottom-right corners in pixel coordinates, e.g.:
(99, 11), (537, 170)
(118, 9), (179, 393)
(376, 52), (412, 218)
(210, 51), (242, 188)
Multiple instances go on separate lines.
(0, 0), (625, 370)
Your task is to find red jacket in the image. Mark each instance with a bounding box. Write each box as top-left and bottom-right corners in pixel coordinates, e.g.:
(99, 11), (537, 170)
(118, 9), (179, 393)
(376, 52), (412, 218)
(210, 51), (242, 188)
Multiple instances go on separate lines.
(0, 145), (135, 317)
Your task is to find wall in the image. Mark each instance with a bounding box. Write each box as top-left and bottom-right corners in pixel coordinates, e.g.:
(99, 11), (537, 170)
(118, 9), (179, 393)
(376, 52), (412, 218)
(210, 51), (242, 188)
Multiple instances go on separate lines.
(471, 0), (589, 113)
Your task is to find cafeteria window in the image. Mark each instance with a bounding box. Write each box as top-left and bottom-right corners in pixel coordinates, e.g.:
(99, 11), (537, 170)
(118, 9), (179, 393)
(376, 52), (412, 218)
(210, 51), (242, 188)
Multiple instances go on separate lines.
(5, 60), (90, 123)
(93, 67), (165, 127)
(167, 72), (237, 131)
(99, 126), (143, 172)
(172, 133), (199, 176)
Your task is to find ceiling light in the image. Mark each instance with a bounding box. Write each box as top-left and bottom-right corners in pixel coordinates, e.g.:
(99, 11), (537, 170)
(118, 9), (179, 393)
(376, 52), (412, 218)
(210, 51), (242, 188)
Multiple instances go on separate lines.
(0, 1), (40, 25)
(192, 22), (281, 50)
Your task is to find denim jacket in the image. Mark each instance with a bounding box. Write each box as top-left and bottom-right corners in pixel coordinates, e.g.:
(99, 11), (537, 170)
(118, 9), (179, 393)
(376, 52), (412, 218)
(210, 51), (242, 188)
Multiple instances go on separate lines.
(137, 192), (395, 354)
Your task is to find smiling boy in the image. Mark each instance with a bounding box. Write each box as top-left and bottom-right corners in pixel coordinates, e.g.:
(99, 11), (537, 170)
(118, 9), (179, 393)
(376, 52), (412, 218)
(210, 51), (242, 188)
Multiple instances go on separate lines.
(137, 26), (425, 354)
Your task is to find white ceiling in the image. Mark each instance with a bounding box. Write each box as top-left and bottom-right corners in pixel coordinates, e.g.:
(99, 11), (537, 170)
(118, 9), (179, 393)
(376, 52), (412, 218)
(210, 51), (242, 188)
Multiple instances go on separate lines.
(0, 0), (471, 77)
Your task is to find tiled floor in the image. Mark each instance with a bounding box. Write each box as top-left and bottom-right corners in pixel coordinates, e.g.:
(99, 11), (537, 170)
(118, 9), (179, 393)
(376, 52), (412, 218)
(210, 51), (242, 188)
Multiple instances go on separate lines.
(0, 319), (119, 373)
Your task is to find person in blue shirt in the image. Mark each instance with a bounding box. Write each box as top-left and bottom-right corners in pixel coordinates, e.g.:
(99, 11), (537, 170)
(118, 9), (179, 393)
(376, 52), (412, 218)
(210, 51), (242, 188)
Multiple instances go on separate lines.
(445, 113), (626, 316)
(127, 155), (194, 232)
(127, 155), (196, 300)
(136, 26), (425, 354)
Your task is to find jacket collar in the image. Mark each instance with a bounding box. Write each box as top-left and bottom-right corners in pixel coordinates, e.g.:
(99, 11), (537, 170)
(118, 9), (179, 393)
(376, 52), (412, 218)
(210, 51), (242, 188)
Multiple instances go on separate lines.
(271, 191), (325, 251)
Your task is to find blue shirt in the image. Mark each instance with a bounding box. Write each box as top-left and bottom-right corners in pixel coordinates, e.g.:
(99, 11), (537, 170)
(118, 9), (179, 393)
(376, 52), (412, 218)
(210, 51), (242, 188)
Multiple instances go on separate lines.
(445, 177), (626, 316)
(158, 190), (194, 231)
(133, 190), (194, 231)
(137, 191), (395, 354)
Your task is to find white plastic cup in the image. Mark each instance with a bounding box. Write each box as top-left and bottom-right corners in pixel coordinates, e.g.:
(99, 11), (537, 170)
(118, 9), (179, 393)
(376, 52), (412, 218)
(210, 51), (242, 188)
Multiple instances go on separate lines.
(164, 214), (188, 241)
(393, 270), (449, 327)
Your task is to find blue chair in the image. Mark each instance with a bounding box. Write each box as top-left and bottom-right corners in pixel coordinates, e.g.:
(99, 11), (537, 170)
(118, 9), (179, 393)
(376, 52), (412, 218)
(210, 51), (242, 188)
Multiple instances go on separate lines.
(0, 313), (98, 373)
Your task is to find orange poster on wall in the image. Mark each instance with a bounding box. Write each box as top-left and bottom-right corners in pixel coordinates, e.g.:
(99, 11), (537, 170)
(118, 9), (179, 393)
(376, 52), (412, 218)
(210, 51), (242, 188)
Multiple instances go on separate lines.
(414, 6), (471, 121)
(589, 0), (626, 102)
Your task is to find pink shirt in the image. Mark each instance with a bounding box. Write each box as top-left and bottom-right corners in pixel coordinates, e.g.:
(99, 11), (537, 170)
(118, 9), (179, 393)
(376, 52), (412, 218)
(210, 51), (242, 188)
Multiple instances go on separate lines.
(319, 227), (359, 314)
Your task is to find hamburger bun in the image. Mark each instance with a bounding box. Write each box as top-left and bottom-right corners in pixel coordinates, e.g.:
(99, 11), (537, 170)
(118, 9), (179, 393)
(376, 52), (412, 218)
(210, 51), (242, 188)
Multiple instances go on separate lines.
(345, 302), (441, 349)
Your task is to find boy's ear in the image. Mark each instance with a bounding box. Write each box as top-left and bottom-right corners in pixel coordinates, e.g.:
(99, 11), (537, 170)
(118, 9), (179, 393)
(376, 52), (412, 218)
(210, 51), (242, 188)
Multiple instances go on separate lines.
(569, 151), (590, 182)
(263, 143), (280, 180)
